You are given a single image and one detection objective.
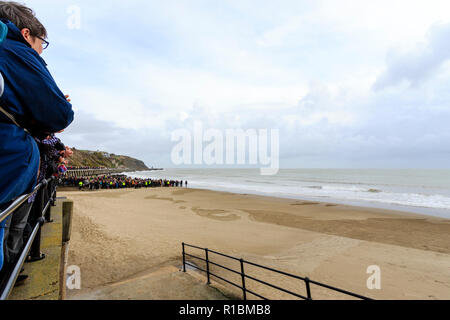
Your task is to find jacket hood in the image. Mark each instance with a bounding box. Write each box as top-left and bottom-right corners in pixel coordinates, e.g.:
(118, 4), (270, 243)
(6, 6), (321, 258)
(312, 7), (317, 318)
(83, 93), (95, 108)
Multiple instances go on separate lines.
(0, 19), (30, 48)
(0, 18), (47, 66)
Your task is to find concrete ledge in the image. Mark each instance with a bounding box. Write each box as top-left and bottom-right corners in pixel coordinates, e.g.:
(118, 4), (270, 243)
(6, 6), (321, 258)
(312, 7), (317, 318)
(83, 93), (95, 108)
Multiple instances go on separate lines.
(9, 199), (70, 300)
(62, 200), (73, 243)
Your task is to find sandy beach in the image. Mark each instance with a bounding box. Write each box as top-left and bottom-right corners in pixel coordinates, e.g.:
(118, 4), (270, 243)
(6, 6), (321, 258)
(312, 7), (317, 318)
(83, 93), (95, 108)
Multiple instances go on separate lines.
(62, 187), (450, 300)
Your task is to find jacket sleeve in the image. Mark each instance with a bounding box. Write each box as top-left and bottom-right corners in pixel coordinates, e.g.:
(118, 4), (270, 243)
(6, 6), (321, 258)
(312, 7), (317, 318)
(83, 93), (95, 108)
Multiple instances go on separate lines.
(0, 21), (7, 44)
(3, 44), (74, 133)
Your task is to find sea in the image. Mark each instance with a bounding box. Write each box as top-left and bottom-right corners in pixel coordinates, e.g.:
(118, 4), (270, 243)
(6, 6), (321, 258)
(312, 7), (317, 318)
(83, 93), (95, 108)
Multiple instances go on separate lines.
(124, 169), (450, 219)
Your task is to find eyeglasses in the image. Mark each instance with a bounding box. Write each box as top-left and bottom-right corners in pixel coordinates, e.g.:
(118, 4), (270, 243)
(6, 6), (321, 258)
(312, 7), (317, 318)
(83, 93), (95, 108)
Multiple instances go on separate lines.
(36, 36), (50, 50)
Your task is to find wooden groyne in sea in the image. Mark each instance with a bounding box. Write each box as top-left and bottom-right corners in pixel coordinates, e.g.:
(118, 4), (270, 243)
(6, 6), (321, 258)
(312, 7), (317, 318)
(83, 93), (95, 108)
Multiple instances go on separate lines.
(65, 168), (164, 178)
(65, 168), (126, 178)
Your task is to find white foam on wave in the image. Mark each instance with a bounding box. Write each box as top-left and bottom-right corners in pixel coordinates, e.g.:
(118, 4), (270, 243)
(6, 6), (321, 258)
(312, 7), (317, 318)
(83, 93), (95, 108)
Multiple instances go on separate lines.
(124, 169), (450, 217)
(190, 180), (450, 211)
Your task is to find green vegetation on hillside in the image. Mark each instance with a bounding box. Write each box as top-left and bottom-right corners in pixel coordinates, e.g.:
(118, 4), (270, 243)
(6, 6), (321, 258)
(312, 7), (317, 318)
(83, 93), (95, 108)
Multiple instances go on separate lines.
(69, 148), (150, 171)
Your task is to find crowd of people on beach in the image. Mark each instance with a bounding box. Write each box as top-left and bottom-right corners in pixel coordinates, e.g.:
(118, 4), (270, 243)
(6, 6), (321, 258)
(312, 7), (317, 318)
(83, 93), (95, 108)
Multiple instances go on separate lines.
(59, 176), (188, 190)
(0, 2), (74, 283)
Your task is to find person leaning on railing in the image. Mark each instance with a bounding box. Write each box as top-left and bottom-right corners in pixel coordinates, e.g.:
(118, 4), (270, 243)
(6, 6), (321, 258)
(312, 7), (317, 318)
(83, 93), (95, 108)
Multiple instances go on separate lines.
(36, 134), (72, 185)
(0, 2), (74, 276)
(0, 19), (7, 275)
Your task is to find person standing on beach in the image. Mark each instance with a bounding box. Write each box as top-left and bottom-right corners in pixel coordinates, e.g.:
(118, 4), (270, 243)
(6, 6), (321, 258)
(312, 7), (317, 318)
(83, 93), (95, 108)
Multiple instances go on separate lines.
(0, 2), (74, 273)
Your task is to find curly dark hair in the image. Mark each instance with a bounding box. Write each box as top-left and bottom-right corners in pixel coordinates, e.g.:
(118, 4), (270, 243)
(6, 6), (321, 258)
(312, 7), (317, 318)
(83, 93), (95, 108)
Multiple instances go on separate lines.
(0, 1), (47, 38)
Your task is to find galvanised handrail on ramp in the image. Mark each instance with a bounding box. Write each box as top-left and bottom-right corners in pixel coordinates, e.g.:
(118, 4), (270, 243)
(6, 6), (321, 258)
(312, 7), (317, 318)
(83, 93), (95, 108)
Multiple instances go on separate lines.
(182, 242), (372, 300)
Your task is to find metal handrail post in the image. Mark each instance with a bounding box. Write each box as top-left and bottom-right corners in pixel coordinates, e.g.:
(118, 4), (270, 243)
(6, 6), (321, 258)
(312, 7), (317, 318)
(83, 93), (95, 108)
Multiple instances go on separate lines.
(44, 182), (52, 223)
(45, 179), (55, 222)
(240, 259), (247, 300)
(49, 178), (57, 207)
(27, 187), (46, 262)
(205, 249), (211, 285)
(305, 277), (312, 300)
(182, 242), (186, 272)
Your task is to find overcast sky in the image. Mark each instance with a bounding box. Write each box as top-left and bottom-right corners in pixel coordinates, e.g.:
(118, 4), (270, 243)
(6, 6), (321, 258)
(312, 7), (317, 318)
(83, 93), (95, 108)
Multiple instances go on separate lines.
(24, 0), (450, 168)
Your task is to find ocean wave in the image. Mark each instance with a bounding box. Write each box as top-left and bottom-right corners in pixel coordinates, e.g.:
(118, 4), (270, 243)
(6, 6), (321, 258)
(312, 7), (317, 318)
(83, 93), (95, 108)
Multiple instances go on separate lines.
(190, 180), (450, 210)
(128, 169), (450, 213)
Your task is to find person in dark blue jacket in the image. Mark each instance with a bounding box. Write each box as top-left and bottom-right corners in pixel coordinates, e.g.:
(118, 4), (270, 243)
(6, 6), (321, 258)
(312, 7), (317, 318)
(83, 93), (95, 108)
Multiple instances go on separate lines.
(0, 2), (74, 273)
(0, 19), (7, 273)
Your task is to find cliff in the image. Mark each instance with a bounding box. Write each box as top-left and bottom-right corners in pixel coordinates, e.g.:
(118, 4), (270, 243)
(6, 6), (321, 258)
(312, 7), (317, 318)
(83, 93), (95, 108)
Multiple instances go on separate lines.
(69, 149), (150, 171)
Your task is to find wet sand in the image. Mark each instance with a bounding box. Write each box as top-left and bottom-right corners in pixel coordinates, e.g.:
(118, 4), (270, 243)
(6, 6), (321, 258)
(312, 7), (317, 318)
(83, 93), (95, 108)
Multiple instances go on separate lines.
(62, 188), (450, 300)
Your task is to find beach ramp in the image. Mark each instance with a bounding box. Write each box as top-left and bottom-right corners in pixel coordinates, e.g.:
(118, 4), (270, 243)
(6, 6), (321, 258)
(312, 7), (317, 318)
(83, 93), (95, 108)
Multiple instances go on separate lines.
(67, 265), (232, 300)
(7, 197), (71, 300)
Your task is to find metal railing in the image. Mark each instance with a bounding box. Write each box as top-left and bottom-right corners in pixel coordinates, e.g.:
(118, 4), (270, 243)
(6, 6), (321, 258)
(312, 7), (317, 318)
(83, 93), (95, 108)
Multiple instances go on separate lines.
(0, 177), (57, 300)
(182, 243), (372, 300)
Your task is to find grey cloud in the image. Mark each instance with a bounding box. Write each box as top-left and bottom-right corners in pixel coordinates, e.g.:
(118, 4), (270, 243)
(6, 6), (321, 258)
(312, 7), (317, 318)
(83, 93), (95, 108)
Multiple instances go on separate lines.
(59, 79), (450, 169)
(59, 110), (172, 168)
(374, 22), (450, 90)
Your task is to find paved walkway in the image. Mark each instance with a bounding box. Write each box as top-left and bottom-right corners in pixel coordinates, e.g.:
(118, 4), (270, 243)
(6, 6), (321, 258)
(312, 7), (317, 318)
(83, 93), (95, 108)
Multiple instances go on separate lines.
(9, 201), (64, 300)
